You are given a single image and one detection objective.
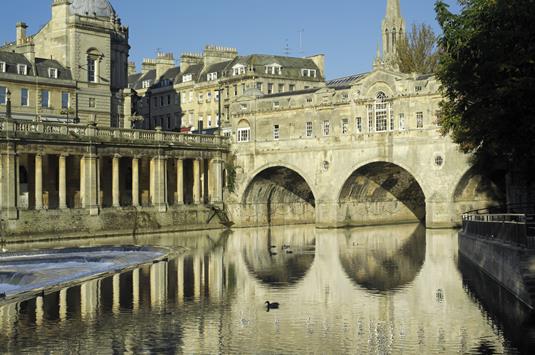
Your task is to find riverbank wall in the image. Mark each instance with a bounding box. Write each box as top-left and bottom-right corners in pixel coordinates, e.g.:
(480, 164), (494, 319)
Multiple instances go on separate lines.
(458, 231), (535, 309)
(0, 205), (226, 244)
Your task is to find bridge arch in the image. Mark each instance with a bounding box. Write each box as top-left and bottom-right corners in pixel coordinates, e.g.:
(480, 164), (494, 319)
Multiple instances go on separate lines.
(452, 166), (505, 214)
(337, 161), (427, 226)
(241, 164), (317, 226)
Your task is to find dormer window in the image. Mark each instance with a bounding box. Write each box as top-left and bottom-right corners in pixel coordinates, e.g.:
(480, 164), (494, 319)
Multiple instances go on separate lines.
(301, 69), (317, 78)
(17, 64), (28, 75)
(142, 80), (152, 89)
(183, 74), (192, 83)
(0, 62), (5, 73)
(207, 72), (218, 81)
(265, 64), (282, 75)
(233, 64), (246, 76)
(48, 68), (58, 79)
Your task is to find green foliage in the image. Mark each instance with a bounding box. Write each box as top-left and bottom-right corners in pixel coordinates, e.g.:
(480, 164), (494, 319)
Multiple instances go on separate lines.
(225, 161), (237, 193)
(435, 0), (535, 173)
(396, 23), (439, 74)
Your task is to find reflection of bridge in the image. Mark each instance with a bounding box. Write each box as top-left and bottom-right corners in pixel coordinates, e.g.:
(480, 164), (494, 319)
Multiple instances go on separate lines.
(0, 226), (509, 353)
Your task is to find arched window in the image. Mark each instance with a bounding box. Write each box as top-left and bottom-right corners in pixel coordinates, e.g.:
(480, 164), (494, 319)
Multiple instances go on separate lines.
(87, 49), (101, 83)
(392, 29), (397, 50)
(385, 29), (390, 53)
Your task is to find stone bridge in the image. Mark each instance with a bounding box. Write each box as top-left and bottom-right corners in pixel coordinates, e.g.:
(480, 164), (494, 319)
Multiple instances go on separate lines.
(227, 127), (502, 229)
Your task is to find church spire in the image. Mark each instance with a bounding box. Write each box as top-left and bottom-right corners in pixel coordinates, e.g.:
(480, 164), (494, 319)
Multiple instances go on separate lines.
(385, 0), (401, 20)
(380, 0), (405, 70)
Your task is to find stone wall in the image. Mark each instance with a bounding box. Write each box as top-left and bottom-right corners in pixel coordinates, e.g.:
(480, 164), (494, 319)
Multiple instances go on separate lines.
(1, 205), (225, 242)
(458, 231), (533, 308)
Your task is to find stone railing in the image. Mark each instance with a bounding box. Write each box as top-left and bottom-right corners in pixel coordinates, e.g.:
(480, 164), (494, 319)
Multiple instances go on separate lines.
(0, 118), (229, 149)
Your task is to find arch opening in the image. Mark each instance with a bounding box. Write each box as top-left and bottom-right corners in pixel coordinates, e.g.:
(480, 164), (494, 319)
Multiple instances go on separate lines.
(242, 167), (315, 226)
(339, 162), (426, 226)
(453, 168), (505, 214)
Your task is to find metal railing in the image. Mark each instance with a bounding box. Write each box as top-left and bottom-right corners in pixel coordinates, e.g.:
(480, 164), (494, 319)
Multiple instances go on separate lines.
(462, 213), (534, 248)
(0, 118), (229, 148)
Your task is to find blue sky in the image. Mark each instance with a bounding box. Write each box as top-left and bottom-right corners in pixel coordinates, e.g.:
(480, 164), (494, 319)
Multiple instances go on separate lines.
(0, 0), (459, 79)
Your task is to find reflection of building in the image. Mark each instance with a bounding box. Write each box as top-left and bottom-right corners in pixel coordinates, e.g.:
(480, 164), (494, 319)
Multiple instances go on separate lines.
(0, 0), (129, 127)
(127, 46), (324, 133)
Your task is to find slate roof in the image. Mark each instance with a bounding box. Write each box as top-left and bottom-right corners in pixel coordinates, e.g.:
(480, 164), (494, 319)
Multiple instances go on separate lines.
(229, 54), (323, 80)
(327, 73), (368, 89)
(197, 60), (232, 83)
(0, 51), (73, 80)
(263, 87), (321, 99)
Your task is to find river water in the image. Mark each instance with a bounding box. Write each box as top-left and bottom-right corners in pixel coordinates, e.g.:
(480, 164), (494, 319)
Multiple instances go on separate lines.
(0, 224), (534, 354)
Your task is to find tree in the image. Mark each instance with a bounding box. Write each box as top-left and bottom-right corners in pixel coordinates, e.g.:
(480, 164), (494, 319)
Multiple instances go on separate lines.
(395, 23), (439, 74)
(435, 0), (535, 174)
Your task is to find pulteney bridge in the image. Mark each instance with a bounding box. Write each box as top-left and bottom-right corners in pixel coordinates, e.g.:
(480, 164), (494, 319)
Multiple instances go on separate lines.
(225, 70), (503, 229)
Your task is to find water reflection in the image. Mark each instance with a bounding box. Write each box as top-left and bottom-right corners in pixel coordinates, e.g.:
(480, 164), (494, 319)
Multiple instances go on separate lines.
(339, 224), (426, 292)
(0, 225), (532, 354)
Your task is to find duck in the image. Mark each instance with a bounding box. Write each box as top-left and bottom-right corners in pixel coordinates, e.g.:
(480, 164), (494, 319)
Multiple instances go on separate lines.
(0, 292), (6, 299)
(282, 244), (291, 250)
(285, 250), (293, 254)
(265, 301), (280, 310)
(269, 251), (278, 256)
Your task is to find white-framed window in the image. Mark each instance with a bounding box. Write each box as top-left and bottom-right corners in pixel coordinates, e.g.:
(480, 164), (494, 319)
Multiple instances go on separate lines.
(215, 91), (220, 102)
(0, 86), (7, 105)
(0, 61), (5, 73)
(232, 64), (246, 76)
(48, 68), (58, 79)
(207, 115), (212, 127)
(305, 121), (313, 137)
(416, 112), (424, 128)
(278, 84), (285, 93)
(183, 74), (192, 83)
(273, 101), (280, 109)
(375, 92), (388, 132)
(367, 104), (374, 133)
(207, 72), (218, 81)
(17, 64), (28, 75)
(198, 93), (203, 103)
(240, 103), (248, 111)
(342, 118), (349, 135)
(256, 82), (263, 91)
(399, 113), (405, 130)
(267, 83), (273, 94)
(223, 130), (232, 137)
(142, 80), (151, 89)
(301, 68), (317, 78)
(21, 88), (29, 107)
(273, 124), (280, 140)
(41, 90), (50, 108)
(89, 97), (96, 108)
(356, 117), (362, 133)
(289, 84), (295, 92)
(237, 127), (250, 142)
(323, 120), (330, 136)
(265, 64), (282, 75)
(61, 92), (69, 109)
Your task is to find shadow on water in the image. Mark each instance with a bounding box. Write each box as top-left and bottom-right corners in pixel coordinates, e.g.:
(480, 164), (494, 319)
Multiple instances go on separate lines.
(459, 255), (535, 354)
(338, 224), (426, 292)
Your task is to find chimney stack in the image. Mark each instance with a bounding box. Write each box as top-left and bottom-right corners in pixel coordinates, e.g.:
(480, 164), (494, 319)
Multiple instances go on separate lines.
(16, 22), (27, 46)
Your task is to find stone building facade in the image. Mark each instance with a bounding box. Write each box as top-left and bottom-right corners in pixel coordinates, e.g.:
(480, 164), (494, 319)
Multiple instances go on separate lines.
(0, 0), (129, 127)
(127, 46), (325, 133)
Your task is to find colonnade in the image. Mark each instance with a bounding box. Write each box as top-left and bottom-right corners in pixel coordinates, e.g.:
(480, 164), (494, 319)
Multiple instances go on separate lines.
(0, 143), (225, 219)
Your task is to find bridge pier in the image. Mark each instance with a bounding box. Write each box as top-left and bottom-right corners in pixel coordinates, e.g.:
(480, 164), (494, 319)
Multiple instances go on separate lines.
(425, 200), (458, 229)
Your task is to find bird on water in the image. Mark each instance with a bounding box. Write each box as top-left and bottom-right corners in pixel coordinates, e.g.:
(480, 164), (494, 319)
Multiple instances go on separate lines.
(265, 301), (280, 310)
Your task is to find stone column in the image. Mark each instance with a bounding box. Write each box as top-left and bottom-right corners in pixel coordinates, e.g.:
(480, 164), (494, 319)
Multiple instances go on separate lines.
(193, 158), (202, 205)
(132, 157), (139, 207)
(112, 273), (120, 315)
(151, 156), (168, 212)
(210, 158), (224, 204)
(0, 145), (19, 220)
(59, 288), (68, 322)
(82, 153), (99, 216)
(132, 268), (140, 312)
(112, 155), (120, 208)
(35, 154), (43, 210)
(59, 155), (67, 209)
(176, 159), (184, 205)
